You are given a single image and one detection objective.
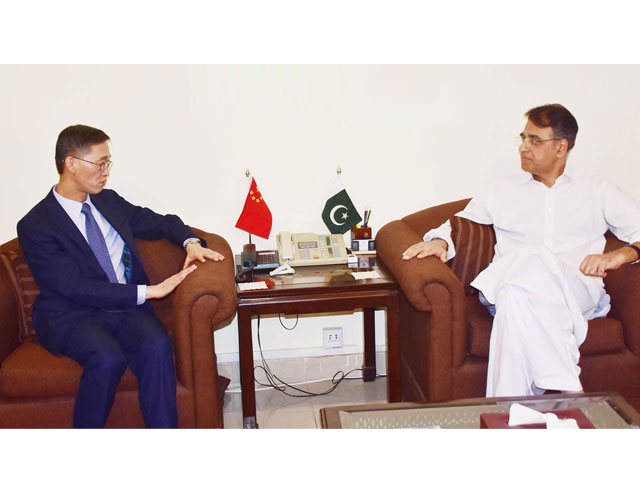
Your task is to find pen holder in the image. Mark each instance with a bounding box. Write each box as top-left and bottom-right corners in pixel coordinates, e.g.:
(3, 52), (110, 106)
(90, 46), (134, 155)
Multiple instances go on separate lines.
(351, 227), (372, 241)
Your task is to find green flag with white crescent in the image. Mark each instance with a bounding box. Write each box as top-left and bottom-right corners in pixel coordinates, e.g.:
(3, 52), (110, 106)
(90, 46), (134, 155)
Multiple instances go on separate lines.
(321, 177), (362, 234)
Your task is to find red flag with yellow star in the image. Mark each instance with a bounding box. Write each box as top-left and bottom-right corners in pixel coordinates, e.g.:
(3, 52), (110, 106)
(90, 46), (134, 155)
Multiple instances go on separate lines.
(235, 177), (273, 239)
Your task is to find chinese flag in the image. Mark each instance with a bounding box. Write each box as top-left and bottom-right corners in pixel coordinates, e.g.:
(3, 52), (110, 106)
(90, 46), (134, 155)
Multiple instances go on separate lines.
(235, 177), (273, 239)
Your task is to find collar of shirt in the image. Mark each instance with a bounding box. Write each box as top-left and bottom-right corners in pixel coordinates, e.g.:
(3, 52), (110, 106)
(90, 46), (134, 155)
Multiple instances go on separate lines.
(514, 163), (578, 186)
(52, 185), (96, 221)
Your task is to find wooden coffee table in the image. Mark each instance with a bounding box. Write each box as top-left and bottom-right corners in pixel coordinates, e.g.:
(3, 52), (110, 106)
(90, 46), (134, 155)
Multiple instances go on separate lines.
(236, 259), (401, 428)
(320, 392), (640, 428)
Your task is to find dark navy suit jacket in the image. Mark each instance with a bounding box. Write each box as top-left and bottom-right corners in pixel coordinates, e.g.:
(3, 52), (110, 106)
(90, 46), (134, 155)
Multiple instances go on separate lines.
(17, 188), (200, 355)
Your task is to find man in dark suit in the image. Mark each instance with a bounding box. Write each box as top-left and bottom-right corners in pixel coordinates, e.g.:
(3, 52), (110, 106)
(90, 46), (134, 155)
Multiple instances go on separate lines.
(17, 125), (225, 428)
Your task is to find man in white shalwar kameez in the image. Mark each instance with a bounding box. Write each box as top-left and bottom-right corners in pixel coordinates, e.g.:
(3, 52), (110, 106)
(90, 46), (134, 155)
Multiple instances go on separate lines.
(402, 104), (640, 397)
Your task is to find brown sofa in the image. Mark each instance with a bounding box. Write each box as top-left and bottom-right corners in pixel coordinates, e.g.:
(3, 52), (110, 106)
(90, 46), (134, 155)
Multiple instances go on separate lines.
(0, 228), (237, 428)
(376, 199), (640, 412)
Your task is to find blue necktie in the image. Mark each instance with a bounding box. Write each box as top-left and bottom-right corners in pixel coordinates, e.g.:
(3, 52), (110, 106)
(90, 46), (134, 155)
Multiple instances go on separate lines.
(82, 203), (118, 283)
(121, 243), (132, 283)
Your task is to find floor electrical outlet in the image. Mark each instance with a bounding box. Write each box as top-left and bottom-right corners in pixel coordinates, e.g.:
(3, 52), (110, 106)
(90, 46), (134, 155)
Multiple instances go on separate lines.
(323, 327), (343, 349)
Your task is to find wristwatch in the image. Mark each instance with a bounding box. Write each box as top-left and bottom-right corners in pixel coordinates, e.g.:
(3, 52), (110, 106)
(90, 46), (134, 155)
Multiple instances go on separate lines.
(183, 238), (201, 249)
(624, 244), (640, 264)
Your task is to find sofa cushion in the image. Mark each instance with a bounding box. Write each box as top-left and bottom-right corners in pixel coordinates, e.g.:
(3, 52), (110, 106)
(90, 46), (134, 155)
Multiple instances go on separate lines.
(466, 295), (626, 358)
(0, 250), (39, 343)
(0, 342), (138, 398)
(449, 216), (496, 296)
(466, 296), (494, 358)
(579, 317), (626, 356)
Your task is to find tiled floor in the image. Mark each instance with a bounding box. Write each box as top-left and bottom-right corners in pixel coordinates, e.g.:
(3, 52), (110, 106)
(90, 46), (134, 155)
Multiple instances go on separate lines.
(222, 375), (388, 428)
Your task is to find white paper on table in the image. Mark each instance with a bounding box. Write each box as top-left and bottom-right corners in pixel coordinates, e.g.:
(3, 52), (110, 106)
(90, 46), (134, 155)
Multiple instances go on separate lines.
(351, 271), (381, 280)
(237, 281), (268, 291)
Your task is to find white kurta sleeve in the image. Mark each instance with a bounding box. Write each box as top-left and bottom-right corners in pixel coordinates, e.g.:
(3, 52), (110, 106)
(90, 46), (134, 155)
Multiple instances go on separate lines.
(423, 219), (456, 261)
(421, 186), (496, 263)
(602, 180), (640, 244)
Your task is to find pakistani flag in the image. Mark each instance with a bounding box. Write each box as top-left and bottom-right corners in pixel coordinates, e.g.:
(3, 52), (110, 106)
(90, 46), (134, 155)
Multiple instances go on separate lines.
(321, 177), (362, 234)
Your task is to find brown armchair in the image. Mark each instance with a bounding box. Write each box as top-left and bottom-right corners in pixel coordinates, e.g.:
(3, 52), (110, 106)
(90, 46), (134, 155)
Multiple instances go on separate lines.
(0, 228), (237, 428)
(376, 199), (640, 412)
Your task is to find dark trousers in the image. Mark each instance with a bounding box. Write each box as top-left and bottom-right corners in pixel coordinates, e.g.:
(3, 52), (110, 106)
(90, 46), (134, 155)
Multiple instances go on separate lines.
(61, 308), (177, 428)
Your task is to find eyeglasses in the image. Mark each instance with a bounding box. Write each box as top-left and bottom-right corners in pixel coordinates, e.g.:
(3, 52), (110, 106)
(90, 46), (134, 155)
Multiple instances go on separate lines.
(72, 156), (113, 172)
(515, 135), (563, 148)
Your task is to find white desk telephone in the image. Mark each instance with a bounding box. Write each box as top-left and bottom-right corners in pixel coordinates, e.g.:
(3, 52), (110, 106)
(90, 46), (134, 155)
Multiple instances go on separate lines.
(276, 232), (348, 267)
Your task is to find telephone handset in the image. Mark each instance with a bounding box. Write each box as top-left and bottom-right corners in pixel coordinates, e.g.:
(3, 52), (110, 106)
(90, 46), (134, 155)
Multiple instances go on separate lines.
(277, 231), (348, 267)
(278, 232), (295, 262)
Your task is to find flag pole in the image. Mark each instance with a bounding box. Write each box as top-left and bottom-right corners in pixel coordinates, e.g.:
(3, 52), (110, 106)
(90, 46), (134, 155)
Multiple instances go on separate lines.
(245, 169), (253, 245)
(241, 169), (257, 266)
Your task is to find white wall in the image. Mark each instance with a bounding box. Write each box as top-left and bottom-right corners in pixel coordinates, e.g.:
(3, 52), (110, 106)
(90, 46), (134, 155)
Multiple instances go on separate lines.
(3, 65), (640, 356)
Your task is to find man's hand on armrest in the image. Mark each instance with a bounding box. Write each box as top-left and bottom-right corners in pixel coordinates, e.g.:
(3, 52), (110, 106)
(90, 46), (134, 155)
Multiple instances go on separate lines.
(580, 241), (640, 278)
(146, 265), (197, 300)
(183, 241), (225, 269)
(402, 239), (448, 263)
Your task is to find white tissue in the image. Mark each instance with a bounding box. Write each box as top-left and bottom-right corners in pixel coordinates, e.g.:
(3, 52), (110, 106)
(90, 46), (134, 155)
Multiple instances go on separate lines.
(508, 403), (579, 429)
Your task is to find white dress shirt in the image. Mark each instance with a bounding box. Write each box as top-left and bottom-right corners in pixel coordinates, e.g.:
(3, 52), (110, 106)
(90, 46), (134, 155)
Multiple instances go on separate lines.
(424, 165), (640, 319)
(52, 186), (146, 304)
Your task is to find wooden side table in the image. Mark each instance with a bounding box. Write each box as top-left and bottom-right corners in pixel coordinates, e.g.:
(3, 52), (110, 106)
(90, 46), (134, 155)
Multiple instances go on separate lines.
(236, 261), (401, 428)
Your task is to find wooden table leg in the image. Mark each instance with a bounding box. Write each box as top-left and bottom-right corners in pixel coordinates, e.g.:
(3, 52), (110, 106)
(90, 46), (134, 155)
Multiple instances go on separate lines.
(362, 307), (376, 382)
(386, 294), (402, 402)
(237, 309), (258, 428)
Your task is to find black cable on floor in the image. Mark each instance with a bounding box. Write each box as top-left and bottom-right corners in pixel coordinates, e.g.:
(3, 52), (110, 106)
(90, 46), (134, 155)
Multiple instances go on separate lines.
(254, 315), (380, 398)
(278, 313), (298, 331)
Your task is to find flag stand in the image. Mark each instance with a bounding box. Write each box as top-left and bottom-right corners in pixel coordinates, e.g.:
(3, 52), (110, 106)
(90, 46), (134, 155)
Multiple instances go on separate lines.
(241, 235), (257, 266)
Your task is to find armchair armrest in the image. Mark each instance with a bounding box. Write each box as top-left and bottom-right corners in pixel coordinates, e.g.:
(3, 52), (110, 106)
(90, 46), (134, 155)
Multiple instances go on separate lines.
(377, 217), (469, 381)
(604, 261), (640, 357)
(376, 219), (464, 312)
(0, 270), (20, 365)
(170, 232), (236, 427)
(176, 231), (237, 326)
